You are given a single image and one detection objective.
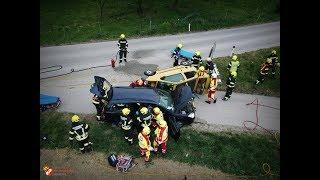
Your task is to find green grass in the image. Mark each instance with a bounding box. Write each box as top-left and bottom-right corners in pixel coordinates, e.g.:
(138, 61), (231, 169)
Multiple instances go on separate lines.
(215, 47), (280, 97)
(40, 110), (280, 177)
(40, 0), (279, 46)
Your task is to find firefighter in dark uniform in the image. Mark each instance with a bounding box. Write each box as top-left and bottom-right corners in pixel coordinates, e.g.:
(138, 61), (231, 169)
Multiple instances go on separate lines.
(136, 107), (152, 133)
(192, 50), (202, 65)
(117, 34), (128, 64)
(172, 43), (183, 66)
(222, 71), (237, 101)
(267, 50), (280, 78)
(69, 115), (92, 153)
(255, 58), (272, 84)
(120, 108), (134, 145)
(92, 94), (103, 121)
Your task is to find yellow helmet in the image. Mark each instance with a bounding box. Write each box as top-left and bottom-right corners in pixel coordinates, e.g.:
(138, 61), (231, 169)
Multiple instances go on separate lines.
(230, 71), (237, 77)
(122, 108), (130, 116)
(272, 50), (276, 55)
(195, 51), (201, 56)
(71, 115), (80, 122)
(142, 126), (151, 135)
(158, 119), (167, 128)
(177, 43), (183, 48)
(140, 107), (148, 115)
(267, 58), (272, 64)
(120, 34), (125, 39)
(153, 107), (161, 115)
(206, 57), (212, 61)
(199, 66), (205, 71)
(232, 55), (238, 61)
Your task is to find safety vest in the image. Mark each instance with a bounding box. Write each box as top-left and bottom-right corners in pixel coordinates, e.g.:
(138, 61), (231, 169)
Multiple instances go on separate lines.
(138, 133), (151, 150)
(229, 61), (240, 72)
(120, 115), (133, 130)
(155, 126), (168, 143)
(71, 124), (88, 141)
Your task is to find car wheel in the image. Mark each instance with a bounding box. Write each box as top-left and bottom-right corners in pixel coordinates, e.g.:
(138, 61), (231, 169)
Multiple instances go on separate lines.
(180, 61), (191, 66)
(144, 70), (156, 76)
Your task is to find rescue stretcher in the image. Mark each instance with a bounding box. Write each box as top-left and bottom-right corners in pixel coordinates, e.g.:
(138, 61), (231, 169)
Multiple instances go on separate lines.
(40, 94), (61, 112)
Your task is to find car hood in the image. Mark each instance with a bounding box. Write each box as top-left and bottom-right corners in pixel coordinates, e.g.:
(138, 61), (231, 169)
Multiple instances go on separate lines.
(110, 87), (160, 105)
(171, 85), (194, 112)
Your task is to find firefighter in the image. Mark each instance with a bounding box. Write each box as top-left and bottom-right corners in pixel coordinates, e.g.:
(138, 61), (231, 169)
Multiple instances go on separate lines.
(222, 71), (237, 101)
(120, 108), (134, 145)
(267, 50), (280, 78)
(153, 119), (168, 154)
(255, 58), (272, 84)
(117, 34), (128, 64)
(136, 107), (152, 132)
(172, 43), (183, 66)
(195, 66), (207, 94)
(92, 94), (103, 121)
(198, 57), (208, 70)
(69, 115), (92, 153)
(138, 126), (153, 162)
(129, 79), (145, 87)
(206, 57), (220, 79)
(205, 74), (219, 104)
(151, 107), (164, 128)
(227, 55), (240, 75)
(192, 50), (202, 65)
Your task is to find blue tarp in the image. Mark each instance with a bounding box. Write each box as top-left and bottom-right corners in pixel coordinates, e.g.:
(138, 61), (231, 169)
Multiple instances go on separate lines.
(40, 94), (60, 105)
(171, 49), (194, 60)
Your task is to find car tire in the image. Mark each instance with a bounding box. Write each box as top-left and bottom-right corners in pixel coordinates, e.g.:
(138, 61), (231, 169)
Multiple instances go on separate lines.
(144, 70), (156, 76)
(180, 61), (191, 66)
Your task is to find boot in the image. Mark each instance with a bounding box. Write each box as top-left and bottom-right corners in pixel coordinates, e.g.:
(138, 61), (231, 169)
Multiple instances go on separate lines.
(222, 97), (229, 101)
(213, 98), (217, 103)
(205, 100), (211, 104)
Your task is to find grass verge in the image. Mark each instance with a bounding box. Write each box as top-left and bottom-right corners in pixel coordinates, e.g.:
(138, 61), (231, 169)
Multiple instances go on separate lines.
(215, 47), (280, 97)
(40, 110), (280, 176)
(40, 0), (279, 46)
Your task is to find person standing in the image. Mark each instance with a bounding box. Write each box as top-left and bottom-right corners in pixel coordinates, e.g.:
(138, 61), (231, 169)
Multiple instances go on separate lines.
(69, 115), (93, 153)
(222, 71), (237, 101)
(117, 34), (128, 64)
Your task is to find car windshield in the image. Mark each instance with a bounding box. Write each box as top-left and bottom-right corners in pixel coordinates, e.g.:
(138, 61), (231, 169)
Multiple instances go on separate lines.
(156, 89), (174, 111)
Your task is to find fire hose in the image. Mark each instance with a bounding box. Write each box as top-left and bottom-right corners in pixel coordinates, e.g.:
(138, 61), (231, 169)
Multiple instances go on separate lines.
(243, 98), (280, 146)
(40, 51), (120, 80)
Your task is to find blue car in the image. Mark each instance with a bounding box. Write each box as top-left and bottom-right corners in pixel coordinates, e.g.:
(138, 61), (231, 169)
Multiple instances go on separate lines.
(90, 76), (196, 141)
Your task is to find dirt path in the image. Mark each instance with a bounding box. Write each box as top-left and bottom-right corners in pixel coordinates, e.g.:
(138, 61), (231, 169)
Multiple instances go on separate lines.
(40, 148), (238, 180)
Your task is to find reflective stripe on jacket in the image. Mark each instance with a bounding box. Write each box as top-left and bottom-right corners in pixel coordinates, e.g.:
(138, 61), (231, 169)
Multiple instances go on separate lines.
(138, 133), (151, 150)
(155, 126), (168, 143)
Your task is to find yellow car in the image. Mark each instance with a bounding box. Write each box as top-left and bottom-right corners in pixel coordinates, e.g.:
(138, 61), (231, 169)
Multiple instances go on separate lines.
(144, 66), (211, 94)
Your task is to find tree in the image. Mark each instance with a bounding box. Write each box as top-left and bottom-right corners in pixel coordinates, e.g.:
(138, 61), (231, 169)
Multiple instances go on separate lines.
(171, 0), (179, 10)
(96, 0), (108, 24)
(136, 0), (144, 16)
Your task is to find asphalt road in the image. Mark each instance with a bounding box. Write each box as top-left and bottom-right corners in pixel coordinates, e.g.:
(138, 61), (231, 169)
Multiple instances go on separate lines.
(40, 21), (280, 131)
